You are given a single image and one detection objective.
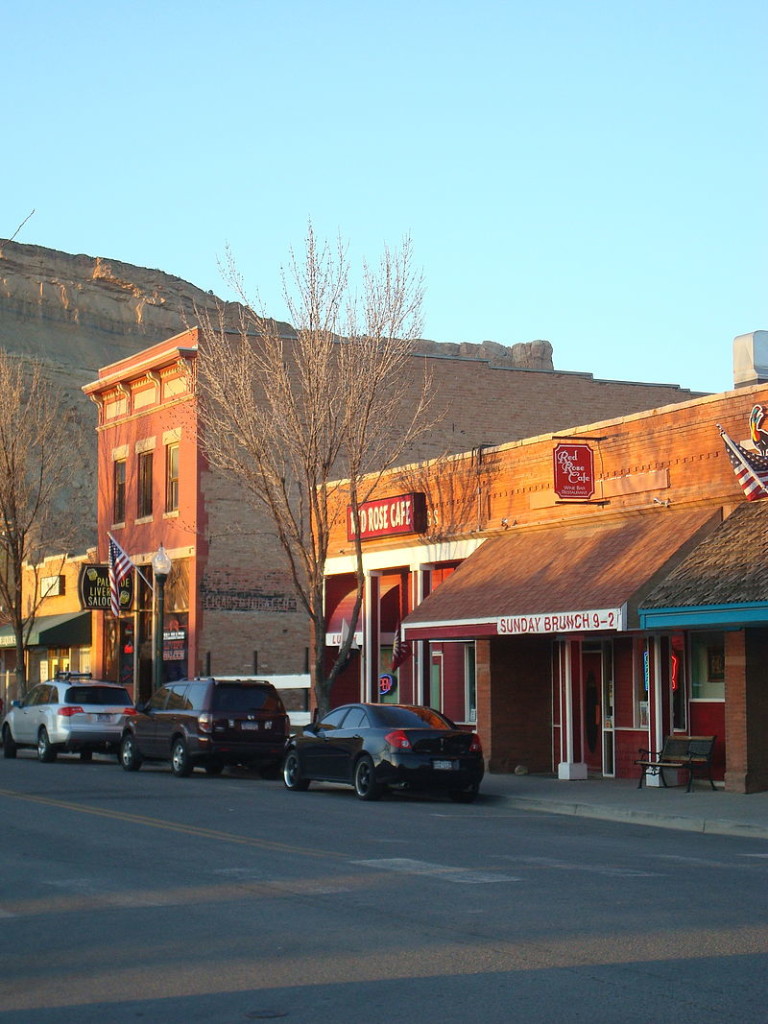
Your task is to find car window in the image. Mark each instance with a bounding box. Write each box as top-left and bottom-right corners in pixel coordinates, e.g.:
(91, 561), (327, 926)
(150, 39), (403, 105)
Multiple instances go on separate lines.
(25, 685), (51, 707)
(211, 684), (284, 714)
(185, 682), (208, 710)
(341, 707), (369, 730)
(318, 707), (351, 731)
(147, 687), (171, 712)
(165, 685), (192, 711)
(372, 705), (452, 729)
(65, 686), (132, 706)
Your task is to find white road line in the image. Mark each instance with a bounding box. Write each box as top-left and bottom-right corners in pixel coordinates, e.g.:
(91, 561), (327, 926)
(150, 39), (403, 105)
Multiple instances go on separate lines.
(352, 857), (520, 883)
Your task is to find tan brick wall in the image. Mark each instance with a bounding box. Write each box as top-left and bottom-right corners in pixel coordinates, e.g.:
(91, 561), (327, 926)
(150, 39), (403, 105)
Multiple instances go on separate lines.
(330, 383), (768, 553)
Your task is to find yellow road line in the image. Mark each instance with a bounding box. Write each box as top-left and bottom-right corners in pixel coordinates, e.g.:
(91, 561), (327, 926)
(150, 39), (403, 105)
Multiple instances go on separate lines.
(0, 786), (340, 859)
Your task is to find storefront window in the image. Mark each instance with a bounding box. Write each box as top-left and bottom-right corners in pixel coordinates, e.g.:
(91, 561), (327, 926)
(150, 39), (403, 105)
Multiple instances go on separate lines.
(633, 638), (650, 728)
(689, 631), (725, 699)
(47, 648), (70, 680)
(670, 632), (687, 730)
(465, 644), (476, 723)
(379, 647), (399, 704)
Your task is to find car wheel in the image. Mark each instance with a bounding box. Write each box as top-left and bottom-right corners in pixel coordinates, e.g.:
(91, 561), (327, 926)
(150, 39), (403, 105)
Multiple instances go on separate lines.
(119, 734), (142, 772)
(37, 728), (56, 763)
(353, 755), (382, 801)
(2, 725), (17, 759)
(79, 750), (93, 762)
(282, 750), (310, 791)
(449, 783), (479, 804)
(204, 760), (224, 776)
(170, 737), (192, 777)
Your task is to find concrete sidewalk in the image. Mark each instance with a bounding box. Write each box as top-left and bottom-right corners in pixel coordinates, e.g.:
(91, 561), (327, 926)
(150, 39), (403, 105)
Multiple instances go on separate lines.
(480, 772), (768, 840)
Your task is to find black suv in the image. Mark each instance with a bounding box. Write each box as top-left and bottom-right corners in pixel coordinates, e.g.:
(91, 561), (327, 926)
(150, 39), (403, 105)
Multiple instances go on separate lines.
(118, 678), (289, 777)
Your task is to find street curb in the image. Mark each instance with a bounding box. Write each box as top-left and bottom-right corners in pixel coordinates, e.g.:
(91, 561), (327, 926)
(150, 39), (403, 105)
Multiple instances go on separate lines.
(502, 795), (768, 841)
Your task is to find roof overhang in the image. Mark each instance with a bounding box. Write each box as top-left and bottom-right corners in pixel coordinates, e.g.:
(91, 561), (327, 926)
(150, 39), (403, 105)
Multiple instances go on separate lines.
(639, 501), (768, 629)
(401, 509), (720, 641)
(0, 611), (92, 649)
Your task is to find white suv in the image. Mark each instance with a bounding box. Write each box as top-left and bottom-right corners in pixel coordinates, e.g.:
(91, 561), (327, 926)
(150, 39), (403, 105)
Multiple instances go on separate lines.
(2, 674), (135, 762)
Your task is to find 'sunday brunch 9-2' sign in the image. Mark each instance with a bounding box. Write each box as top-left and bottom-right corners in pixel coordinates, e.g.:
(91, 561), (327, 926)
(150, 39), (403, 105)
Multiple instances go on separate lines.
(497, 607), (626, 635)
(347, 493), (427, 541)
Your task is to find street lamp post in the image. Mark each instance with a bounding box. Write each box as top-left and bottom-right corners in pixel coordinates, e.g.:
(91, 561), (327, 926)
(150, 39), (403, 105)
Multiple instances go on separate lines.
(151, 544), (172, 693)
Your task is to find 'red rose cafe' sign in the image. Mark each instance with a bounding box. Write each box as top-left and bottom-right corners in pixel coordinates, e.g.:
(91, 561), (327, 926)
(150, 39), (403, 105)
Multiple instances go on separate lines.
(347, 493), (427, 541)
(553, 443), (595, 500)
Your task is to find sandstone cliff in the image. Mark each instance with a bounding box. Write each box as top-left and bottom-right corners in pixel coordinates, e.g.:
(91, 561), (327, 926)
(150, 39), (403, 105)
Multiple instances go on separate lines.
(0, 240), (554, 379)
(0, 239), (559, 552)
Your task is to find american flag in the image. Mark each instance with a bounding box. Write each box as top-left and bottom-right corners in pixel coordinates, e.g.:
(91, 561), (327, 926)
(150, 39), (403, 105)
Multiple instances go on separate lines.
(108, 534), (135, 617)
(391, 624), (412, 672)
(720, 427), (768, 501)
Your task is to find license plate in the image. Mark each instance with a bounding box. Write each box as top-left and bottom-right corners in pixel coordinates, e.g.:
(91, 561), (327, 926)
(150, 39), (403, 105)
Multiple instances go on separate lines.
(241, 722), (259, 731)
(97, 714), (113, 722)
(433, 759), (456, 770)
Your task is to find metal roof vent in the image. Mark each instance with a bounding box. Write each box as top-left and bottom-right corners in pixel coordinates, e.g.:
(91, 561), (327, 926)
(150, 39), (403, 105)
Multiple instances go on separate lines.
(733, 331), (768, 388)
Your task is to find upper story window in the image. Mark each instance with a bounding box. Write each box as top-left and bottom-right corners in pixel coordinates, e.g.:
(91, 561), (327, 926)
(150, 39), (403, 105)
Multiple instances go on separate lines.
(113, 459), (126, 524)
(165, 442), (179, 513)
(137, 451), (153, 519)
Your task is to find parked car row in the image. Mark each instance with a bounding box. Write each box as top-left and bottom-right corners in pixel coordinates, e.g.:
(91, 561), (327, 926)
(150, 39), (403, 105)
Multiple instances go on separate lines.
(2, 676), (484, 802)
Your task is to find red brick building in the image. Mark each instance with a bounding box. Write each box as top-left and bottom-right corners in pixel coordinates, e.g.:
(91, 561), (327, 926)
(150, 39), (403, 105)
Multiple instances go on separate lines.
(322, 361), (768, 793)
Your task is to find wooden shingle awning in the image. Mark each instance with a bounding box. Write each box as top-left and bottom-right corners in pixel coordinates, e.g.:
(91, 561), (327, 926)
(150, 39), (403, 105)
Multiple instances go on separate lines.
(640, 501), (768, 628)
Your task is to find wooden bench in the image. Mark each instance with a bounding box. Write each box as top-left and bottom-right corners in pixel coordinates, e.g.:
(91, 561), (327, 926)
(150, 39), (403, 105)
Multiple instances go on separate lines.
(635, 735), (717, 792)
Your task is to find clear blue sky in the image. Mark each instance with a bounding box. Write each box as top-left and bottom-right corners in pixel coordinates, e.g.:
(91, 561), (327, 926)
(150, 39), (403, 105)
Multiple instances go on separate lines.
(3, 0), (765, 394)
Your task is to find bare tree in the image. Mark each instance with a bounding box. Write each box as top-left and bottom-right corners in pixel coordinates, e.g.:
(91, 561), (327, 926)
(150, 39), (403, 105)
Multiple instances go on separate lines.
(0, 351), (88, 693)
(196, 225), (435, 715)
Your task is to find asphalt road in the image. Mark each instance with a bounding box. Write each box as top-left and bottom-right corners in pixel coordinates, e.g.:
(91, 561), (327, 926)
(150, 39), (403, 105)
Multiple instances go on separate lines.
(1, 752), (767, 1024)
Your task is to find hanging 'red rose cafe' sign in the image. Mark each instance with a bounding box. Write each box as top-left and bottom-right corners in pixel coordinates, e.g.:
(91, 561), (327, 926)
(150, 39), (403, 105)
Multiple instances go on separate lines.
(347, 493), (427, 541)
(553, 443), (595, 500)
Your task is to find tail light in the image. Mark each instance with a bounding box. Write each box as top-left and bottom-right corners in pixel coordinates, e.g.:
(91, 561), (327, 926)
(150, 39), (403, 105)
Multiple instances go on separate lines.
(469, 733), (482, 753)
(198, 712), (213, 734)
(57, 705), (84, 717)
(123, 707), (138, 716)
(385, 729), (412, 750)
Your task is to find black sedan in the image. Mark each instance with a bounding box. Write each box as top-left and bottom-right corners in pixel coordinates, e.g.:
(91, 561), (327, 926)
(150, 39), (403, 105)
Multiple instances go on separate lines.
(282, 703), (484, 802)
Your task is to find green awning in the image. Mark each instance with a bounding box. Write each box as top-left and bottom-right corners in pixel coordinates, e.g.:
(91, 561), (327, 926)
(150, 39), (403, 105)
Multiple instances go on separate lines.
(0, 611), (92, 649)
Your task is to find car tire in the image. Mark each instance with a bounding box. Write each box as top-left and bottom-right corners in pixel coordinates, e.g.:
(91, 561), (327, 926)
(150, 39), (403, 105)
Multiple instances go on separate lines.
(79, 750), (93, 762)
(204, 760), (224, 776)
(449, 783), (479, 804)
(38, 728), (56, 763)
(353, 755), (382, 801)
(170, 737), (193, 777)
(2, 725), (17, 759)
(119, 734), (142, 772)
(282, 750), (310, 791)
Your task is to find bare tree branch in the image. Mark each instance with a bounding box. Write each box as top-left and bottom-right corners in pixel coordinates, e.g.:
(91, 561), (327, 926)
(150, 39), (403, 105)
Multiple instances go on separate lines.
(0, 350), (90, 692)
(195, 225), (437, 714)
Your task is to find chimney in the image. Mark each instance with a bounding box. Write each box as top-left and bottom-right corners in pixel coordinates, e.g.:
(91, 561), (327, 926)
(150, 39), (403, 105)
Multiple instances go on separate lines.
(733, 331), (768, 388)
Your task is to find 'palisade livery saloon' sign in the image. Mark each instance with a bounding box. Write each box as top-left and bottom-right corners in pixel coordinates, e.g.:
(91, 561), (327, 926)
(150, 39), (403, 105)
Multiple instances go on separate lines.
(552, 443), (595, 500)
(78, 564), (133, 612)
(347, 493), (427, 541)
